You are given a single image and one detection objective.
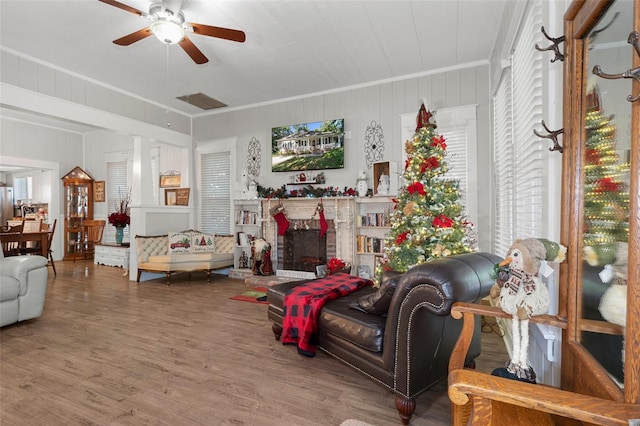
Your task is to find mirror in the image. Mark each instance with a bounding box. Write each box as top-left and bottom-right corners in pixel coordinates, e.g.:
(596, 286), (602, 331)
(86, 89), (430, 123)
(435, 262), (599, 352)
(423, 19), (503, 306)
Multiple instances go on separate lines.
(580, 0), (634, 387)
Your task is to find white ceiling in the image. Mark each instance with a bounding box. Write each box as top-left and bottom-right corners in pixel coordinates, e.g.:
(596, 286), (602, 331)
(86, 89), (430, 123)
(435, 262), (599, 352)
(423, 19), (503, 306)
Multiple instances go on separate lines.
(0, 0), (508, 118)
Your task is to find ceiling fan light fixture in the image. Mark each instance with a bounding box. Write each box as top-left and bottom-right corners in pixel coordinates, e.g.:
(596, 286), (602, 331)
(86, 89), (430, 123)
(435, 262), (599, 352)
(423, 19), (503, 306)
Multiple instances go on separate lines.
(150, 20), (185, 45)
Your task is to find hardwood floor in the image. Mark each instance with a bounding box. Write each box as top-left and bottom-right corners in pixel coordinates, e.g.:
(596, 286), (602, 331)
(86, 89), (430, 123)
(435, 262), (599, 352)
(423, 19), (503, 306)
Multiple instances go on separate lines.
(0, 261), (508, 426)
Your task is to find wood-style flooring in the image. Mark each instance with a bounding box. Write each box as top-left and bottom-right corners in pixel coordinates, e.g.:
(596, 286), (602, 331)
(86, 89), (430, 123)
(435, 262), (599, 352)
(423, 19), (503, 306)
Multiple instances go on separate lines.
(0, 261), (508, 426)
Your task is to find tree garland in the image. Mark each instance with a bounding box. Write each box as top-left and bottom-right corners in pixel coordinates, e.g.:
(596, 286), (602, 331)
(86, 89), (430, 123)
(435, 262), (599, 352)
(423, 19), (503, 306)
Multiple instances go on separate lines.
(257, 184), (357, 199)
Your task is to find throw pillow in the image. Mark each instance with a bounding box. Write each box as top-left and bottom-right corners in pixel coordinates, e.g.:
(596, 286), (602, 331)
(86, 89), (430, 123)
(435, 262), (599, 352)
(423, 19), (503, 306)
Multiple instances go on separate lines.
(191, 232), (216, 253)
(349, 275), (399, 315)
(168, 231), (192, 254)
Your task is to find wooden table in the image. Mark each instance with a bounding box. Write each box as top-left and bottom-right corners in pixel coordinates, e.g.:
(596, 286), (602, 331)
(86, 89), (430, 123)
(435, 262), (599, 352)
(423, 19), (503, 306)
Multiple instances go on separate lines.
(0, 230), (49, 257)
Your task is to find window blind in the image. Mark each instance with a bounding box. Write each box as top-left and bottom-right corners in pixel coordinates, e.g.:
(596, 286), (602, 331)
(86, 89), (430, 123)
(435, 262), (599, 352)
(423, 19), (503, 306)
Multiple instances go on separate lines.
(199, 151), (231, 235)
(440, 125), (468, 209)
(14, 177), (27, 202)
(493, 0), (544, 255)
(106, 161), (129, 243)
(512, 0), (544, 240)
(493, 67), (514, 257)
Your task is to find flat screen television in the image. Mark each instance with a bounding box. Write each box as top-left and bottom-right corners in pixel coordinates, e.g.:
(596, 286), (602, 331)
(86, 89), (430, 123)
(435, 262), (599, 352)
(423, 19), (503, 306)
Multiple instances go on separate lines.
(271, 118), (344, 172)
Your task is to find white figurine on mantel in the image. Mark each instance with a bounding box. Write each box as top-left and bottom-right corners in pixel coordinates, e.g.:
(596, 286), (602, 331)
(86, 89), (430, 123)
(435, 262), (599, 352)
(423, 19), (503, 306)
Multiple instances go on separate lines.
(356, 170), (368, 197)
(246, 180), (258, 199)
(377, 174), (391, 195)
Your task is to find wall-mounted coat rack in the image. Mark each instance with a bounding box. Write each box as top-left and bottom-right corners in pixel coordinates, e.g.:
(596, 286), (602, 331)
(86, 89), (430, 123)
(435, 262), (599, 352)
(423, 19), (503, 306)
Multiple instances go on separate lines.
(592, 31), (640, 103)
(535, 26), (565, 63)
(533, 120), (564, 153)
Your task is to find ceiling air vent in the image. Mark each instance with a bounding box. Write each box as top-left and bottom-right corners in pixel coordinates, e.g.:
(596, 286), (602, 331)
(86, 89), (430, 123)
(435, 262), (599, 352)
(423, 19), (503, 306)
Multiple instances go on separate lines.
(176, 93), (227, 110)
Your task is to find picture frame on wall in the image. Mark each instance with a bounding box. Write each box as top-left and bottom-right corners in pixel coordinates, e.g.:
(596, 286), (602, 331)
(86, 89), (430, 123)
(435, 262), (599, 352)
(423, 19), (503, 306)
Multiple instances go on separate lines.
(165, 188), (190, 206)
(93, 181), (105, 202)
(160, 171), (181, 188)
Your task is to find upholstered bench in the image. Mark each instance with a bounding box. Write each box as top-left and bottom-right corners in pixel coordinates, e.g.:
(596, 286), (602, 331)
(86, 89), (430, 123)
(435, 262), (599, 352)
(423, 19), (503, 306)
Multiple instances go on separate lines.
(135, 230), (234, 284)
(266, 252), (500, 425)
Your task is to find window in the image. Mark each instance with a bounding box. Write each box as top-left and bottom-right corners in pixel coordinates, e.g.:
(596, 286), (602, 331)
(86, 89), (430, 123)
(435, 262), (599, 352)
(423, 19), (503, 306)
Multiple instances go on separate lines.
(13, 176), (31, 202)
(492, 0), (544, 256)
(197, 138), (236, 235)
(106, 160), (130, 243)
(401, 104), (478, 227)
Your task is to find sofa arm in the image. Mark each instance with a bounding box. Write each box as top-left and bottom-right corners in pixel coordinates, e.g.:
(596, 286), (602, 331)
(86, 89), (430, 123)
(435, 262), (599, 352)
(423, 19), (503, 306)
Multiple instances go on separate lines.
(2, 255), (48, 290)
(380, 252), (502, 390)
(388, 252), (501, 318)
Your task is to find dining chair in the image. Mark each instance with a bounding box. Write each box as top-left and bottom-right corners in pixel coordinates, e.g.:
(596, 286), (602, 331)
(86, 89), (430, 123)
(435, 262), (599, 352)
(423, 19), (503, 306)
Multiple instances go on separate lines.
(75, 219), (105, 261)
(44, 219), (58, 275)
(0, 223), (25, 257)
(19, 219), (46, 255)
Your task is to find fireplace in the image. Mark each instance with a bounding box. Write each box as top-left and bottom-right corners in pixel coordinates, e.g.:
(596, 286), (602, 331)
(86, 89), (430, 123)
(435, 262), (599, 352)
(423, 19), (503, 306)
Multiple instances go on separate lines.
(278, 219), (336, 272)
(283, 230), (326, 272)
(261, 198), (352, 277)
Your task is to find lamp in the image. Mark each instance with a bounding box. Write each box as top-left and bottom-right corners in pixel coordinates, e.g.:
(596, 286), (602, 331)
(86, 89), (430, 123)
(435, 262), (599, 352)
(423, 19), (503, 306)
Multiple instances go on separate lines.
(148, 4), (186, 45)
(150, 20), (185, 44)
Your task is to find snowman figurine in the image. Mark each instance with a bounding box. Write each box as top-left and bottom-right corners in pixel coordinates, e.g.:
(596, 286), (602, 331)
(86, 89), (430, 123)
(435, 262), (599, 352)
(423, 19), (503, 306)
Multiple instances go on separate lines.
(356, 170), (368, 197)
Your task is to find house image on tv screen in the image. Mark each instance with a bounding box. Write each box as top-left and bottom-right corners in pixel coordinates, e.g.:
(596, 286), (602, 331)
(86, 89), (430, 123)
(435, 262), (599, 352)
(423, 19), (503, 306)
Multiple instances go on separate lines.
(271, 118), (345, 172)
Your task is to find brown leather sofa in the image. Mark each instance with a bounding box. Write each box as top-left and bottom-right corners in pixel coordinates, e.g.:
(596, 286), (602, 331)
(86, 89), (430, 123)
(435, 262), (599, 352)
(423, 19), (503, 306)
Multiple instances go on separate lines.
(267, 251), (500, 424)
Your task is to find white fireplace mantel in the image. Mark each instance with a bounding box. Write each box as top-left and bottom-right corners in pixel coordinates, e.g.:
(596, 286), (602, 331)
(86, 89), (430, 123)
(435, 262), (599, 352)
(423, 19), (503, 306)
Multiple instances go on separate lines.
(260, 197), (356, 272)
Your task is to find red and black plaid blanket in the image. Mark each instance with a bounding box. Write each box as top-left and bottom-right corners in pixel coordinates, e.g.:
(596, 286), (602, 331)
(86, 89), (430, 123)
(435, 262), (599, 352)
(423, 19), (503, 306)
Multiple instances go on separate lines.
(281, 273), (372, 357)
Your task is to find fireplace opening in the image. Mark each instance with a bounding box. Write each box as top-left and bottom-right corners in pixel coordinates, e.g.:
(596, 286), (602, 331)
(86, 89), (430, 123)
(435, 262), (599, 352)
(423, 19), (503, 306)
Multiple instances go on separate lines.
(277, 218), (336, 272)
(283, 229), (326, 272)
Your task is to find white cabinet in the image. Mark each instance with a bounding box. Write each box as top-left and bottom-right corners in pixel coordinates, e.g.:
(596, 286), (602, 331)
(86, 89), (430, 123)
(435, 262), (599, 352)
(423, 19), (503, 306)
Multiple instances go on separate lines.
(94, 244), (129, 269)
(354, 196), (393, 279)
(233, 199), (262, 270)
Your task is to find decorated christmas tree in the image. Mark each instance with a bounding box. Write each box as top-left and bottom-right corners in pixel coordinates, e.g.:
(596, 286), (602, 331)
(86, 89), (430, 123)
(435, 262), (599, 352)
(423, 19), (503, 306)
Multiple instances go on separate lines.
(582, 85), (629, 267)
(378, 103), (476, 277)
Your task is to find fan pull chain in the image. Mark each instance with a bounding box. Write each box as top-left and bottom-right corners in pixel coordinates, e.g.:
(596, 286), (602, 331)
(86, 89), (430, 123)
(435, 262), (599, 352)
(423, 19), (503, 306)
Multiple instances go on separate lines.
(165, 45), (171, 128)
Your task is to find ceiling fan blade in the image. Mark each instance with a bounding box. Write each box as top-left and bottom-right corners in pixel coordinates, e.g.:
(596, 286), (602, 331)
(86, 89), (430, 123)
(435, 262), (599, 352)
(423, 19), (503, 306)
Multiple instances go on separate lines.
(179, 37), (209, 64)
(190, 23), (246, 43)
(113, 28), (153, 46)
(97, 0), (144, 16)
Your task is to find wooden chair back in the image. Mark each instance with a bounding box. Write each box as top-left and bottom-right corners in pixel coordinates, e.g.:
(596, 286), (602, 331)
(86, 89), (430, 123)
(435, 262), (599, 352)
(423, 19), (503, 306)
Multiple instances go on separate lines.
(45, 219), (57, 275)
(75, 220), (105, 261)
(0, 223), (24, 256)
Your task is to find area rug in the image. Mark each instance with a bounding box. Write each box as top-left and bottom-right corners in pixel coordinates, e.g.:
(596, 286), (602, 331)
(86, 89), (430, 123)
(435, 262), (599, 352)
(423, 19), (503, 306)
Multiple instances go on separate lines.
(230, 287), (269, 304)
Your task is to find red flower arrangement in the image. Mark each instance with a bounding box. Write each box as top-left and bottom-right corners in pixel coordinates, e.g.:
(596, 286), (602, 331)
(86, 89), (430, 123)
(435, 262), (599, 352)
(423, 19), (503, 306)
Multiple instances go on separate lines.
(108, 190), (131, 228)
(407, 182), (426, 195)
(596, 177), (621, 193)
(431, 135), (447, 150)
(420, 157), (440, 173)
(327, 257), (347, 274)
(432, 214), (454, 228)
(108, 212), (130, 228)
(396, 231), (410, 245)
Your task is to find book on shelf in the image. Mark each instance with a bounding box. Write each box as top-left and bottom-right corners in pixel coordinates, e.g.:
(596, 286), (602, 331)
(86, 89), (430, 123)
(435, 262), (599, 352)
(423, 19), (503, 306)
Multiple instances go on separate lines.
(356, 234), (385, 254)
(357, 212), (389, 227)
(236, 232), (253, 247)
(236, 209), (259, 225)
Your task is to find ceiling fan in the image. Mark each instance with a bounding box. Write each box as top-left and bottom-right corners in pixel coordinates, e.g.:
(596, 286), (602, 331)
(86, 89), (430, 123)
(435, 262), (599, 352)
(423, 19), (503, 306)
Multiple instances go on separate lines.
(98, 0), (246, 64)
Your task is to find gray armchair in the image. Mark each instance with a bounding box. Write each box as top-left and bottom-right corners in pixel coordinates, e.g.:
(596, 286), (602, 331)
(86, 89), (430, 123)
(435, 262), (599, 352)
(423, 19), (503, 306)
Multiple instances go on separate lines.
(0, 250), (48, 327)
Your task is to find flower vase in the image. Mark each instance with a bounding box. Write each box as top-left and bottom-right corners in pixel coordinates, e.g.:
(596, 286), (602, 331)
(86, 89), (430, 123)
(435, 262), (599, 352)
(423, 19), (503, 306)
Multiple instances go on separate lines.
(115, 226), (124, 245)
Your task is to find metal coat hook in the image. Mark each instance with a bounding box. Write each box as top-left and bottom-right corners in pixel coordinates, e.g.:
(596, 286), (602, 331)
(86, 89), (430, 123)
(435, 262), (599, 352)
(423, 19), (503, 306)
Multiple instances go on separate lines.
(630, 31), (640, 57)
(533, 120), (564, 153)
(535, 26), (565, 62)
(592, 31), (640, 102)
